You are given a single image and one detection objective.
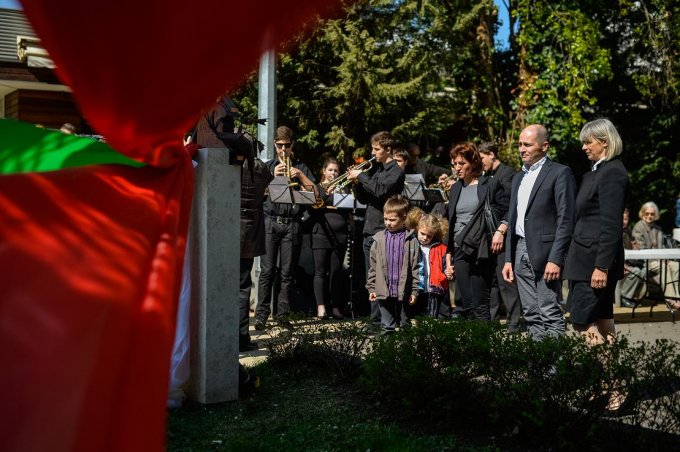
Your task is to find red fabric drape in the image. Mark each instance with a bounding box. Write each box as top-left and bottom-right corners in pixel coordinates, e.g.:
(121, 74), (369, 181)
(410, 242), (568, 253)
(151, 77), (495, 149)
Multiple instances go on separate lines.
(1, 1), (348, 451)
(20, 1), (342, 166)
(1, 159), (194, 451)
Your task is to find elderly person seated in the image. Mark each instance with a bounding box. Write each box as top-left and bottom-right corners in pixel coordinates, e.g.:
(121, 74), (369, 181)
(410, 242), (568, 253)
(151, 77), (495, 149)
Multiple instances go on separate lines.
(632, 201), (680, 309)
(620, 208), (646, 308)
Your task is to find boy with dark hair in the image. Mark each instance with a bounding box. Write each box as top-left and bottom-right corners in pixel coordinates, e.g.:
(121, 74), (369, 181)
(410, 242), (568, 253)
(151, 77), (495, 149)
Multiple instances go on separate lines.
(366, 195), (420, 334)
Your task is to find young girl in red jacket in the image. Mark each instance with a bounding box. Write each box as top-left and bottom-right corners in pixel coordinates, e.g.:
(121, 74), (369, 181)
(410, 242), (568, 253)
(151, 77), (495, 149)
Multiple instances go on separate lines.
(414, 213), (452, 318)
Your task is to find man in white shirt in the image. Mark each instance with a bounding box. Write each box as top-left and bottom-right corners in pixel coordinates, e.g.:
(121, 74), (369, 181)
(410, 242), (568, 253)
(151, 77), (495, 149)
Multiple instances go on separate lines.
(502, 124), (576, 340)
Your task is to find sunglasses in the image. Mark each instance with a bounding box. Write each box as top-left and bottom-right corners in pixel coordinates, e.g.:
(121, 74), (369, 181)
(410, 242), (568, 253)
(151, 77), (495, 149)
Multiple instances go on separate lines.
(275, 142), (292, 149)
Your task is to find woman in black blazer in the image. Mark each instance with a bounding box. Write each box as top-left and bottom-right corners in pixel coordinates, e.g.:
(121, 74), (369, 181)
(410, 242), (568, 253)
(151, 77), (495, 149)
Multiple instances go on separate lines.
(563, 118), (629, 411)
(444, 143), (509, 321)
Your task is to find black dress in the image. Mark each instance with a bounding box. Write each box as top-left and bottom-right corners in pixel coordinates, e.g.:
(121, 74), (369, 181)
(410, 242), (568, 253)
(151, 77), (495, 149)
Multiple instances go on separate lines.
(310, 185), (349, 310)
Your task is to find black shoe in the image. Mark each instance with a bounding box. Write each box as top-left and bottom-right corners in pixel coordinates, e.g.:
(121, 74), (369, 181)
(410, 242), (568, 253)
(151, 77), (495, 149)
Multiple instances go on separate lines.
(239, 340), (258, 352)
(254, 320), (267, 331)
(360, 323), (380, 334)
(620, 299), (636, 308)
(331, 313), (345, 320)
(275, 318), (294, 330)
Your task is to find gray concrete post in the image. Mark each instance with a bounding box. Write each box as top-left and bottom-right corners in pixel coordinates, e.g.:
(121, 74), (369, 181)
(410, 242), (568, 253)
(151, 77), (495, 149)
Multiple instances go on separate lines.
(187, 147), (240, 403)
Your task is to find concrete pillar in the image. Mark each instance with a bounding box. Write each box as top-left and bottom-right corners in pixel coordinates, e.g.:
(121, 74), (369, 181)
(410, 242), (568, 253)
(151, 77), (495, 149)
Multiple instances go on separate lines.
(187, 147), (240, 403)
(257, 49), (276, 161)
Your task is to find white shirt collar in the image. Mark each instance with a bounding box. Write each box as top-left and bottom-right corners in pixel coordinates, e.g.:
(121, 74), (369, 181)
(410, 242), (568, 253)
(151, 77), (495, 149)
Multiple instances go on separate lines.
(522, 156), (547, 173)
(592, 158), (606, 171)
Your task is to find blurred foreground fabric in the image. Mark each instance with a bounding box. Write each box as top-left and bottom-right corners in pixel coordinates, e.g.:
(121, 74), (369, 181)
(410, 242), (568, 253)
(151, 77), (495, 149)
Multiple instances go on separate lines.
(0, 1), (346, 451)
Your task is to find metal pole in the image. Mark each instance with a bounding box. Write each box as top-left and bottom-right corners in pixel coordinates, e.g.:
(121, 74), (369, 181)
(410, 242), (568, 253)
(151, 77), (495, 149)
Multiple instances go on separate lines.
(257, 49), (276, 161)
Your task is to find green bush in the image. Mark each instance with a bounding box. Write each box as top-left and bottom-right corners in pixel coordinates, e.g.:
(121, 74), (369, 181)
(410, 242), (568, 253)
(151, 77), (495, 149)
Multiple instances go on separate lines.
(359, 319), (680, 448)
(264, 319), (680, 448)
(266, 321), (372, 382)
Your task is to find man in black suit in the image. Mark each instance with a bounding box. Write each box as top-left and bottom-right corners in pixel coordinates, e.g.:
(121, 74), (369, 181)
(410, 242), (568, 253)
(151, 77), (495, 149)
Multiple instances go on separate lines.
(479, 142), (522, 332)
(502, 125), (576, 340)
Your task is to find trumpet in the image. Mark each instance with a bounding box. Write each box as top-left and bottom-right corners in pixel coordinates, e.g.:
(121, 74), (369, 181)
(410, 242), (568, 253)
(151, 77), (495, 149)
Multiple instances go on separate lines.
(428, 173), (457, 201)
(282, 154), (298, 187)
(321, 156), (376, 193)
(429, 173), (458, 189)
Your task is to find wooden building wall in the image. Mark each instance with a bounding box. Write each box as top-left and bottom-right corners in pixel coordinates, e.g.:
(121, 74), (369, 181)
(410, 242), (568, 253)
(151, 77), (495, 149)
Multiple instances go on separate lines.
(4, 89), (85, 131)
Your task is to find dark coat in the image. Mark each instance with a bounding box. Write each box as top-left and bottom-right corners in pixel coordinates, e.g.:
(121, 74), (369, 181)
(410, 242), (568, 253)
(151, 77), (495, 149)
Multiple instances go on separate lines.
(446, 174), (509, 255)
(240, 158), (274, 258)
(488, 162), (516, 199)
(504, 159), (576, 274)
(309, 184), (348, 249)
(563, 158), (629, 281)
(406, 158), (448, 184)
(355, 159), (405, 236)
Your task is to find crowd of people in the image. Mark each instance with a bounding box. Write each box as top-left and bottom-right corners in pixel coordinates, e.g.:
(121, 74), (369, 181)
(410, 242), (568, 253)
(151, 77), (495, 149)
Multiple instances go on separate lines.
(227, 118), (679, 412)
(241, 119), (680, 333)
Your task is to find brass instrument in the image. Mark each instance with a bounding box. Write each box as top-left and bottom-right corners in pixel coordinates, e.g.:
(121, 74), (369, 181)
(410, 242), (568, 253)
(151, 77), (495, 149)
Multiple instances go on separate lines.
(428, 173), (457, 201)
(282, 154), (298, 187)
(321, 156), (376, 194)
(428, 173), (457, 189)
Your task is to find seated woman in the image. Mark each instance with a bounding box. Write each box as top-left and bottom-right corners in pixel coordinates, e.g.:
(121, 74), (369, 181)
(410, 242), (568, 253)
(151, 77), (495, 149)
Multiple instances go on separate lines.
(632, 201), (680, 309)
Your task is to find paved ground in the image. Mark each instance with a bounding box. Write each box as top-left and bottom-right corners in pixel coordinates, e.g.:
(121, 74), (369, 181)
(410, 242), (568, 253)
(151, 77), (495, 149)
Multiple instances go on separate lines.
(239, 302), (678, 367)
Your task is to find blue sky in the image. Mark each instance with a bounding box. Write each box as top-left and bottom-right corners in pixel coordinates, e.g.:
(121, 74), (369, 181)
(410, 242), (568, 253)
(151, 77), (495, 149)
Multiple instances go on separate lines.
(1, 0), (510, 48)
(494, 0), (510, 49)
(0, 0), (20, 9)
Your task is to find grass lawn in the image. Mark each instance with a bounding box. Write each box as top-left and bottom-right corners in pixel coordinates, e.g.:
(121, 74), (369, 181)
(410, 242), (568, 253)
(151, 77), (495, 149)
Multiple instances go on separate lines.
(167, 363), (490, 451)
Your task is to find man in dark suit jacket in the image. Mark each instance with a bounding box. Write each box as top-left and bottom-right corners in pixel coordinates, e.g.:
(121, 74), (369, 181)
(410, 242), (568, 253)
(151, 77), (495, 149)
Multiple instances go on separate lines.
(502, 125), (576, 340)
(479, 142), (521, 332)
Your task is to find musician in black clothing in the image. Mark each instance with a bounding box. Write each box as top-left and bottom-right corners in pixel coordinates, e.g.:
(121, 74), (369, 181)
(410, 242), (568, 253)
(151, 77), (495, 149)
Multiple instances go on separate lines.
(348, 131), (405, 327)
(310, 158), (348, 320)
(254, 126), (315, 330)
(405, 143), (448, 184)
(479, 142), (522, 332)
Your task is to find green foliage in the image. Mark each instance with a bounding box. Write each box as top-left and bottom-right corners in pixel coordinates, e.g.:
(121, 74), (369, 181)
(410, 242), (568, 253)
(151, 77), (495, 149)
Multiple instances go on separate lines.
(359, 319), (680, 448)
(231, 0), (680, 222)
(266, 322), (372, 382)
(510, 0), (613, 152)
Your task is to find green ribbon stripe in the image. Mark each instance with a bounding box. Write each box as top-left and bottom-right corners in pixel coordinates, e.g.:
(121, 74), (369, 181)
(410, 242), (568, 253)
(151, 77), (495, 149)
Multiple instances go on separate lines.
(0, 119), (145, 174)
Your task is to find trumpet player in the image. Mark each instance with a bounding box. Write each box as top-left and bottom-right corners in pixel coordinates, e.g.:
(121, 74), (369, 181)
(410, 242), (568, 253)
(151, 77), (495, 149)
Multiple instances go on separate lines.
(255, 126), (316, 331)
(405, 143), (449, 184)
(347, 131), (405, 331)
(310, 158), (348, 320)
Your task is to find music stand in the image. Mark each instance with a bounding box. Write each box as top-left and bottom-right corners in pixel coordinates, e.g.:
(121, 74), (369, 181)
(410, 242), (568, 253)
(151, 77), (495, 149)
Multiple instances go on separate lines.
(268, 176), (315, 205)
(333, 193), (367, 210)
(422, 188), (447, 203)
(403, 173), (426, 201)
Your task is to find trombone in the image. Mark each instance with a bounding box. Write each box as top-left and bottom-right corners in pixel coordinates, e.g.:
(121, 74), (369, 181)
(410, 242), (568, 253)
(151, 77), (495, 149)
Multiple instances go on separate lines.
(321, 156), (376, 193)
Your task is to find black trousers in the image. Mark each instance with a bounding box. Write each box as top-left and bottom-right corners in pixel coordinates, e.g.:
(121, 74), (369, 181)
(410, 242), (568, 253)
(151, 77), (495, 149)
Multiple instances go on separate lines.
(256, 217), (297, 321)
(312, 246), (346, 309)
(239, 257), (254, 341)
(453, 247), (493, 321)
(363, 234), (381, 323)
(489, 249), (522, 331)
